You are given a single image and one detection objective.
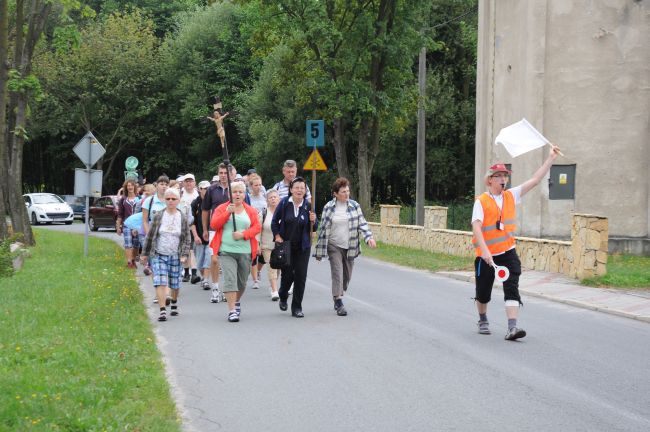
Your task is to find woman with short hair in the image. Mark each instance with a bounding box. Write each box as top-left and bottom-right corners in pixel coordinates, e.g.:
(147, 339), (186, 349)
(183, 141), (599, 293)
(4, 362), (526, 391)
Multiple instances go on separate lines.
(271, 177), (318, 318)
(210, 182), (261, 322)
(314, 177), (376, 316)
(141, 188), (192, 322)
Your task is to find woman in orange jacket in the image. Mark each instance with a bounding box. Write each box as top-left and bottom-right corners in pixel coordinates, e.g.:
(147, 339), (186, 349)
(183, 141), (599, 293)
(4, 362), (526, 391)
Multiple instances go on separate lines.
(210, 182), (261, 322)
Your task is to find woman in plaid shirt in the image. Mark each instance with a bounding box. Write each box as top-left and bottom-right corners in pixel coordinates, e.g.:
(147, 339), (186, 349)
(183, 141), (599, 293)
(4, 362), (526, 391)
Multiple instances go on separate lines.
(314, 178), (376, 316)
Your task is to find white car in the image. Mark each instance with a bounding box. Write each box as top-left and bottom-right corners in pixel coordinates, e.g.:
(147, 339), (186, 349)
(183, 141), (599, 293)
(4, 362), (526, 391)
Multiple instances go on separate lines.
(23, 193), (74, 225)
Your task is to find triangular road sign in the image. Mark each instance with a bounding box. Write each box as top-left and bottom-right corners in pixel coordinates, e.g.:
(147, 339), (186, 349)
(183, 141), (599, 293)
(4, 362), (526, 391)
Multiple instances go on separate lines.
(303, 149), (327, 171)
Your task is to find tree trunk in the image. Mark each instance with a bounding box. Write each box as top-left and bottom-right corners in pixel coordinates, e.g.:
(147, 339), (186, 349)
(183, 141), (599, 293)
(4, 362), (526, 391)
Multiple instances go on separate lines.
(331, 116), (350, 181)
(3, 0), (51, 246)
(357, 118), (372, 214)
(8, 94), (33, 245)
(0, 0), (9, 237)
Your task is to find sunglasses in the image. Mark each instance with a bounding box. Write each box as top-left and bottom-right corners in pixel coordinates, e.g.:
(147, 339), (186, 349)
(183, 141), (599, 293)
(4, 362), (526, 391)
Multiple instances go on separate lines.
(165, 197), (178, 201)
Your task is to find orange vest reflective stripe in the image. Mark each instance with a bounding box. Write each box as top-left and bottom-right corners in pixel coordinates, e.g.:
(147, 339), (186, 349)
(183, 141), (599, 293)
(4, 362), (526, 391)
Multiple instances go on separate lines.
(472, 190), (517, 256)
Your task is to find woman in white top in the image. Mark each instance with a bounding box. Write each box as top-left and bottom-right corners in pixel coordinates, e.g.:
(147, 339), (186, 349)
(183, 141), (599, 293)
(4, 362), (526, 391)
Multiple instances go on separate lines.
(257, 189), (280, 300)
(314, 177), (376, 316)
(247, 173), (267, 289)
(141, 188), (191, 322)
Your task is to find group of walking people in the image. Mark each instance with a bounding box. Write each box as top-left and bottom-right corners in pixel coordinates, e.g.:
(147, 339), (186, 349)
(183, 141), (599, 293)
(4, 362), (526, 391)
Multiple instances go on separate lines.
(115, 159), (377, 323)
(115, 142), (562, 341)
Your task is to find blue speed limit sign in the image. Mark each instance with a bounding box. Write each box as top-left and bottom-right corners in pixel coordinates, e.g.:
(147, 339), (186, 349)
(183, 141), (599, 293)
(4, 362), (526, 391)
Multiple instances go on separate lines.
(306, 120), (324, 147)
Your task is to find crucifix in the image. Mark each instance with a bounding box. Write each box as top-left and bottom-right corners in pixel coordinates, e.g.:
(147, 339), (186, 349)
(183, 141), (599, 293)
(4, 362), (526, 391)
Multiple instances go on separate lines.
(206, 96), (236, 229)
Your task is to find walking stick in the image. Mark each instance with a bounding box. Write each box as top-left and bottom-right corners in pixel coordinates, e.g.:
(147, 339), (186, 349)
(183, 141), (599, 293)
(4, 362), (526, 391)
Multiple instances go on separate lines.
(208, 96), (236, 230)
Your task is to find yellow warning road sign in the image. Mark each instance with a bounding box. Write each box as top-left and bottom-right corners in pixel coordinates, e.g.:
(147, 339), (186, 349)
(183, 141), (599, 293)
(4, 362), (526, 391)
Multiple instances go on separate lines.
(304, 149), (327, 171)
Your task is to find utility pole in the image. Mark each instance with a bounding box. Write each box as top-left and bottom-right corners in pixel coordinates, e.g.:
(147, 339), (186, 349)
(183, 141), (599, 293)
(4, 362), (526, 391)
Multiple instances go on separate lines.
(416, 46), (426, 226)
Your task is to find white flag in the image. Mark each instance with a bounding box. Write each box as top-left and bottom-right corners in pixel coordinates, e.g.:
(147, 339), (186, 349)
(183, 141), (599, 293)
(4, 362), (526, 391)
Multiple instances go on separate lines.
(495, 118), (549, 158)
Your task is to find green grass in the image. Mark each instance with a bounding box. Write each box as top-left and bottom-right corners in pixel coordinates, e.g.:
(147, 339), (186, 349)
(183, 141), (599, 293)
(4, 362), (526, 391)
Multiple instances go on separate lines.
(361, 241), (474, 272)
(0, 229), (181, 431)
(581, 253), (650, 289)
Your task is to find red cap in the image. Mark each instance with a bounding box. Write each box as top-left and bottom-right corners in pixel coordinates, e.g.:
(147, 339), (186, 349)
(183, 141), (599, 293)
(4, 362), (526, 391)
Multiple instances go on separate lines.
(487, 163), (512, 176)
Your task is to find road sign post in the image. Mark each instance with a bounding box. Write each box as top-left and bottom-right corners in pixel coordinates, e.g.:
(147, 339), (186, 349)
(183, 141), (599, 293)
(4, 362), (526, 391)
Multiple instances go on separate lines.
(73, 132), (106, 257)
(305, 120), (327, 237)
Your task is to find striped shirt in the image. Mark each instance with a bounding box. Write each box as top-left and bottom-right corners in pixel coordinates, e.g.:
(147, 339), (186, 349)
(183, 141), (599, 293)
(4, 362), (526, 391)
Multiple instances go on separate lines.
(314, 198), (373, 259)
(272, 179), (312, 201)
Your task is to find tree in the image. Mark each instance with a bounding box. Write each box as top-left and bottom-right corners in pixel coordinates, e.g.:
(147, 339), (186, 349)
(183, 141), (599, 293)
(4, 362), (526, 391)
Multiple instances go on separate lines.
(1, 0), (54, 244)
(241, 0), (428, 214)
(33, 10), (160, 192)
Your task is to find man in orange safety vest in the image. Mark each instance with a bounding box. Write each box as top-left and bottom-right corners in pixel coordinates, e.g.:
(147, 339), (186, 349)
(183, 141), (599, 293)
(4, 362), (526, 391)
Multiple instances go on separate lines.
(471, 143), (562, 340)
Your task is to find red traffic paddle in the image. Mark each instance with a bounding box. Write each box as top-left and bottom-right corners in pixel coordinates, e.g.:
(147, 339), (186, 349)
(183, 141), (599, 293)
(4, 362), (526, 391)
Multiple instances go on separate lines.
(492, 263), (510, 283)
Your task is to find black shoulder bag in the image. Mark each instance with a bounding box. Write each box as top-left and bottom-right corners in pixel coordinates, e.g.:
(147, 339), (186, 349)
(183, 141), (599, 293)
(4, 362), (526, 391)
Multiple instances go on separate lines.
(270, 203), (301, 270)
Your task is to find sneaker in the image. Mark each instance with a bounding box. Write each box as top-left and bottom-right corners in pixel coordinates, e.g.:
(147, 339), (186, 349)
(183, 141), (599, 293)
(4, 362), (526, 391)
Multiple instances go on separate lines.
(252, 279), (259, 289)
(182, 273), (190, 283)
(153, 298), (158, 304)
(143, 266), (153, 276)
(170, 304), (179, 316)
(190, 274), (202, 284)
(505, 327), (526, 341)
(477, 320), (491, 335)
(201, 281), (211, 291)
(158, 310), (167, 321)
(271, 291), (279, 301)
(228, 311), (239, 322)
(210, 289), (221, 303)
(235, 302), (241, 315)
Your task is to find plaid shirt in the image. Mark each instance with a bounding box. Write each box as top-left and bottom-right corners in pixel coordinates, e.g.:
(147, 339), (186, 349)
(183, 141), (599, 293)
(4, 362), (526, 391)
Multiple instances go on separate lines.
(314, 198), (373, 259)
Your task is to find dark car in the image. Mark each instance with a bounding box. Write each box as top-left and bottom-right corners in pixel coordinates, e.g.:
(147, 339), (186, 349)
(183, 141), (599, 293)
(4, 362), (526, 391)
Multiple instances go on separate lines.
(88, 195), (119, 231)
(61, 195), (86, 221)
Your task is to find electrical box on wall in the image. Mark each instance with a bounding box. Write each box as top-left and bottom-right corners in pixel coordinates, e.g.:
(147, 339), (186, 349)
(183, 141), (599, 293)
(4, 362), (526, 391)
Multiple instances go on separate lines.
(549, 165), (576, 200)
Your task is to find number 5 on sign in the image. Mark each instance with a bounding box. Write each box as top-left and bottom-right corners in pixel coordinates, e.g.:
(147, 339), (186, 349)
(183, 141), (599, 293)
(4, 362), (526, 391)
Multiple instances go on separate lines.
(306, 120), (324, 147)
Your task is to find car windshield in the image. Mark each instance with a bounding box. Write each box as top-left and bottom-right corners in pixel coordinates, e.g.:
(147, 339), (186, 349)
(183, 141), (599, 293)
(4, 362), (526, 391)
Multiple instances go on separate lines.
(64, 196), (83, 205)
(32, 194), (64, 204)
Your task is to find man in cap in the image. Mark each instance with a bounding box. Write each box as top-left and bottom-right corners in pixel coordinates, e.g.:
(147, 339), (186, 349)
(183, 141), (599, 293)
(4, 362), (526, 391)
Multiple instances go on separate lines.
(471, 144), (561, 340)
(179, 174), (199, 282)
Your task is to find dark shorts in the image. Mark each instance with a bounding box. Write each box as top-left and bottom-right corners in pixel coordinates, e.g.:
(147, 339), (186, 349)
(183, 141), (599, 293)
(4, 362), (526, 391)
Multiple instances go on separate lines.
(474, 248), (522, 304)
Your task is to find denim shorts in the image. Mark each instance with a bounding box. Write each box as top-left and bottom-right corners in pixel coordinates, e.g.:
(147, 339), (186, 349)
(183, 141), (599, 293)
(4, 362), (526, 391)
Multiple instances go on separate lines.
(123, 229), (140, 249)
(151, 254), (181, 290)
(194, 243), (212, 270)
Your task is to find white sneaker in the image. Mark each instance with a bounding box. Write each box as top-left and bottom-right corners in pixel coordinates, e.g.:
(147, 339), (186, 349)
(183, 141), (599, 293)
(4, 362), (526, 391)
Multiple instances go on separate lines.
(210, 288), (221, 303)
(253, 279), (259, 289)
(271, 291), (279, 301)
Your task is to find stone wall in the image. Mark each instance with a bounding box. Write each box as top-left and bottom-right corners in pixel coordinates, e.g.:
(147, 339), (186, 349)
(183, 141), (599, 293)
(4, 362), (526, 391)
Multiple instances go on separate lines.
(373, 206), (608, 280)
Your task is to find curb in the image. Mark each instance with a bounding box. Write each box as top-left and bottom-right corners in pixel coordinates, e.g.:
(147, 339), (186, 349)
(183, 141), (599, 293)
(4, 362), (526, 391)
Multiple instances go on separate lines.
(437, 271), (650, 324)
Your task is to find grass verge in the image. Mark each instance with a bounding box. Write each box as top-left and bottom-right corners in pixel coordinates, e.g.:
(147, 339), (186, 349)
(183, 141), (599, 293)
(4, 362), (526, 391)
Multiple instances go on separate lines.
(0, 229), (181, 431)
(361, 241), (474, 272)
(581, 253), (650, 289)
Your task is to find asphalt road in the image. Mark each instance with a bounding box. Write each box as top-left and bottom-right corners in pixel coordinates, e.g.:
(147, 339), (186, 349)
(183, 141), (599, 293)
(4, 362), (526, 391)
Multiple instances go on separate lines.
(42, 222), (650, 432)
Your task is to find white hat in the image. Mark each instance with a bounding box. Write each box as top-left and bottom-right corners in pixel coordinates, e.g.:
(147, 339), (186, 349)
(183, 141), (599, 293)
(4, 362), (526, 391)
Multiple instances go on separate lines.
(177, 174), (186, 182)
(184, 173), (195, 181)
(211, 175), (219, 182)
(198, 180), (211, 189)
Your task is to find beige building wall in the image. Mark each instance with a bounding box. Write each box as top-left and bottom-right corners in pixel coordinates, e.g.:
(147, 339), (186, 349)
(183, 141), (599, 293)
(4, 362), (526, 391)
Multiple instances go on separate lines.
(475, 0), (649, 238)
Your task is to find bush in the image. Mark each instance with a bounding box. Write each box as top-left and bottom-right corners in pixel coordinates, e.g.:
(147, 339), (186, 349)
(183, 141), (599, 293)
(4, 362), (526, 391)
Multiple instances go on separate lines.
(0, 234), (22, 278)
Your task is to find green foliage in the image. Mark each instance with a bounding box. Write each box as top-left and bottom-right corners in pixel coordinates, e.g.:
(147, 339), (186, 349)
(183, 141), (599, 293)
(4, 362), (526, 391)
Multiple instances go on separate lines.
(0, 229), (181, 430)
(30, 9), (162, 192)
(361, 241), (474, 273)
(581, 254), (650, 289)
(0, 235), (22, 278)
(7, 70), (43, 101)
